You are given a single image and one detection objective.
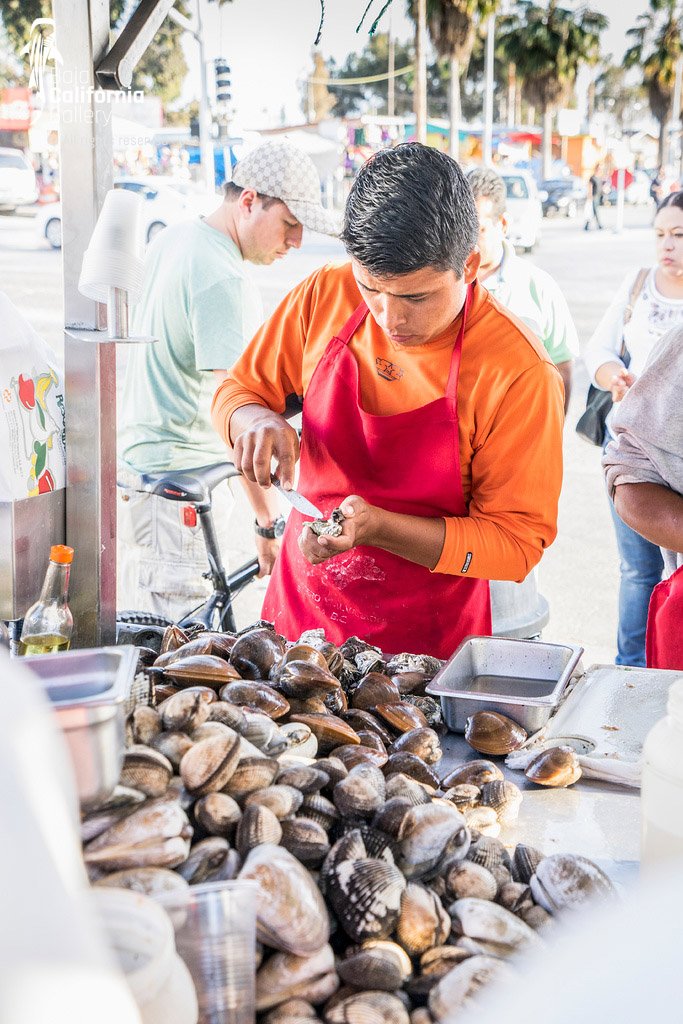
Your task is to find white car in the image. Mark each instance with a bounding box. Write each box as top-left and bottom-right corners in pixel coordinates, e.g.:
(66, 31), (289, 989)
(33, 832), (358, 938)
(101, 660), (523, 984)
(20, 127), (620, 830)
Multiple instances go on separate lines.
(501, 169), (543, 252)
(0, 147), (38, 211)
(36, 176), (218, 250)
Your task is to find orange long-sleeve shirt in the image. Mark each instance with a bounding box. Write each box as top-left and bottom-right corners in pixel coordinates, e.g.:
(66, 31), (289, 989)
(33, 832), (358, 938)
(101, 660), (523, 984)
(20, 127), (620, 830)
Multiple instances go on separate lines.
(212, 262), (564, 581)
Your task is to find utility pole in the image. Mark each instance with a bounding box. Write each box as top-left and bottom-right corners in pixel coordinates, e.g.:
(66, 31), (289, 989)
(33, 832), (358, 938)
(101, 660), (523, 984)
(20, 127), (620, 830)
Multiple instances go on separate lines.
(483, 13), (495, 165)
(387, 25), (395, 118)
(672, 53), (683, 174)
(414, 0), (427, 143)
(169, 0), (215, 194)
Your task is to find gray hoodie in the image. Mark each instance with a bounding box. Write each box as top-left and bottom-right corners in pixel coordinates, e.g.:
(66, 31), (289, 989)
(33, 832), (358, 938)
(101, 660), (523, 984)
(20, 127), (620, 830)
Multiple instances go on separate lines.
(603, 325), (683, 575)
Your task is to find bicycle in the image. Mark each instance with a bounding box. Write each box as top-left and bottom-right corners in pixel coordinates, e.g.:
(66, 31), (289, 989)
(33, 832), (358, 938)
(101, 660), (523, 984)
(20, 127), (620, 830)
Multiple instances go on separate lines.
(116, 461), (261, 649)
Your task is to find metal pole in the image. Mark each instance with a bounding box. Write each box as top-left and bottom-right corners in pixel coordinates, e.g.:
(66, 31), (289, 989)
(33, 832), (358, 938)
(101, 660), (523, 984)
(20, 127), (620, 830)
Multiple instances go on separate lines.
(483, 14), (495, 165)
(671, 53), (683, 173)
(196, 0), (215, 193)
(414, 0), (427, 144)
(53, 0), (116, 647)
(387, 24), (395, 119)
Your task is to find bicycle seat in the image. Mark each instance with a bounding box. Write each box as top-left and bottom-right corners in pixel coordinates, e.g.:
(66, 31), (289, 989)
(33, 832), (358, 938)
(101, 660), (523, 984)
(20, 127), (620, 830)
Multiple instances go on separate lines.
(136, 462), (239, 503)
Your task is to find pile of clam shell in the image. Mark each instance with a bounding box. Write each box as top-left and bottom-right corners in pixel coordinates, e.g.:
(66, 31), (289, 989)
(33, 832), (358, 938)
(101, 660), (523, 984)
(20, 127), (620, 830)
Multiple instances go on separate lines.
(83, 624), (616, 1023)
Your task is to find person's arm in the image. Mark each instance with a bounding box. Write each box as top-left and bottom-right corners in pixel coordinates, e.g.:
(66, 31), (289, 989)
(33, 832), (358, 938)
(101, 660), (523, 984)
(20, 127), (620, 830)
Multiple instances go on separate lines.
(614, 482), (683, 553)
(301, 360), (565, 582)
(556, 360), (572, 414)
(212, 271), (318, 487)
(583, 271), (638, 388)
(212, 371), (281, 576)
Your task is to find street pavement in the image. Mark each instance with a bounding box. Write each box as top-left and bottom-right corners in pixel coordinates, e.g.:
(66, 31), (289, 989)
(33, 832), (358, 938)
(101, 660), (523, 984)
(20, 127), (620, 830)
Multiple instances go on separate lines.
(0, 202), (656, 664)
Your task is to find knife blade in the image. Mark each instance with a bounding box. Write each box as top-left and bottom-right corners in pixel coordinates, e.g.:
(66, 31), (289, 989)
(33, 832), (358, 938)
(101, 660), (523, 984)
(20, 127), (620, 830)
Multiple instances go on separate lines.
(271, 475), (323, 519)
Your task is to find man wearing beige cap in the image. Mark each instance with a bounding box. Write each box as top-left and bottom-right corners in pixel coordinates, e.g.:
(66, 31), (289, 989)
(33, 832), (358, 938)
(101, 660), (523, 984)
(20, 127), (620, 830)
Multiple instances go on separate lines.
(117, 139), (338, 619)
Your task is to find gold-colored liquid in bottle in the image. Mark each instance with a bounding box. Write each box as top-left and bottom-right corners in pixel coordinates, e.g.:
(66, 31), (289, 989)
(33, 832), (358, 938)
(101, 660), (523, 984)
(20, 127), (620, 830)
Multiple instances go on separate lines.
(19, 634), (71, 656)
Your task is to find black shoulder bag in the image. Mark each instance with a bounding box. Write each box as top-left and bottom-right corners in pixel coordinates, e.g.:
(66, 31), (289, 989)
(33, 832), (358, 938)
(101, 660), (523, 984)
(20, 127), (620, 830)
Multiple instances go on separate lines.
(576, 268), (649, 446)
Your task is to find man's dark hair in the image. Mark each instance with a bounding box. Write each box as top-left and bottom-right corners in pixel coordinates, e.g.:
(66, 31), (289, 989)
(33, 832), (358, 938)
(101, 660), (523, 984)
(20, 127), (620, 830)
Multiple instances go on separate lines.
(467, 167), (507, 220)
(657, 188), (683, 214)
(223, 181), (280, 209)
(341, 143), (478, 277)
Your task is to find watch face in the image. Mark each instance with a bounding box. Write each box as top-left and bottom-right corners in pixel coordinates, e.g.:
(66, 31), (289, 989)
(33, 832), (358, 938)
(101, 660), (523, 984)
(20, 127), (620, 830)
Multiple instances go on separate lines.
(274, 517), (286, 538)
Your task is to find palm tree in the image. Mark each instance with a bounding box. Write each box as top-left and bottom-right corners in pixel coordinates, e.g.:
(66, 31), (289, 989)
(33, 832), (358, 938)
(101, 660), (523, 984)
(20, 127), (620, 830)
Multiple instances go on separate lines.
(624, 0), (682, 168)
(407, 1), (499, 160)
(498, 0), (607, 179)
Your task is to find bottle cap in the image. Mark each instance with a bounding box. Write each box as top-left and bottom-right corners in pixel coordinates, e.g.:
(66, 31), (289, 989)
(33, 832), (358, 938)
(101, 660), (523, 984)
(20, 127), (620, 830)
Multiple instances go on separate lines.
(50, 545), (74, 565)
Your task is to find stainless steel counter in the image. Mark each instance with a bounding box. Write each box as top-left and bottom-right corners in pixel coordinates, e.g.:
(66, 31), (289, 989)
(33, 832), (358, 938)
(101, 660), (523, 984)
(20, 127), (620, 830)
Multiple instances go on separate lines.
(439, 731), (640, 887)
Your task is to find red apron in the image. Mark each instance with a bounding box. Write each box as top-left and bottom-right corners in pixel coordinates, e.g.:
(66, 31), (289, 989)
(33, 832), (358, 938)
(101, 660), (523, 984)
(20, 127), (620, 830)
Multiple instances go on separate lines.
(262, 285), (491, 659)
(646, 564), (683, 670)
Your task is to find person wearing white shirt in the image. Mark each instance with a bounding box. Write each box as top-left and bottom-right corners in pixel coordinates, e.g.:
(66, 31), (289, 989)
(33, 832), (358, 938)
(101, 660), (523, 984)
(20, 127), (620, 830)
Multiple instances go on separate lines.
(584, 189), (683, 666)
(467, 168), (578, 414)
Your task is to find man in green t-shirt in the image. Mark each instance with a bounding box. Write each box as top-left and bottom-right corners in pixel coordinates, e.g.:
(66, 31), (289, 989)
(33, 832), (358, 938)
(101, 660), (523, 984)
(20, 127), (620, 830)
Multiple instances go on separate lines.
(118, 140), (339, 619)
(467, 167), (578, 415)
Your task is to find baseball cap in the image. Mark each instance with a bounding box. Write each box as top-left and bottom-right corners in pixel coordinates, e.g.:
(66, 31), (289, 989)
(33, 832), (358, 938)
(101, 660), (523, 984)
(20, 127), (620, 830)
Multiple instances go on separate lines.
(231, 139), (341, 236)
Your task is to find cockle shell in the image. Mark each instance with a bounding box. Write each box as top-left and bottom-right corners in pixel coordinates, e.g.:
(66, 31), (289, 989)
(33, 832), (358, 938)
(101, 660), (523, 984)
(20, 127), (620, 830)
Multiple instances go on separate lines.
(337, 941), (412, 992)
(325, 991), (410, 1024)
(463, 806), (501, 838)
(314, 757), (348, 788)
(177, 835), (231, 884)
(236, 804), (284, 858)
(245, 784), (304, 819)
(385, 773), (433, 806)
(298, 793), (339, 831)
(371, 797), (412, 839)
(391, 727), (442, 765)
(193, 791), (242, 836)
(334, 764), (387, 819)
(239, 844), (330, 955)
(383, 753), (440, 789)
(397, 802), (470, 879)
(280, 817), (331, 867)
(208, 701), (247, 731)
(331, 744), (388, 771)
(160, 689), (212, 732)
(442, 784), (480, 811)
(224, 756), (280, 800)
(277, 765), (331, 794)
(120, 745), (173, 798)
(443, 860), (498, 902)
(479, 779), (523, 824)
(84, 798), (192, 872)
(466, 834), (512, 872)
(530, 853), (617, 913)
(440, 759), (504, 789)
(279, 722), (319, 760)
(179, 729), (241, 796)
(449, 897), (542, 955)
(428, 955), (515, 1021)
(129, 705), (162, 746)
(395, 882), (451, 956)
(327, 856), (407, 944)
(512, 843), (544, 885)
(152, 730), (195, 770)
(94, 866), (189, 899)
(256, 944), (338, 1010)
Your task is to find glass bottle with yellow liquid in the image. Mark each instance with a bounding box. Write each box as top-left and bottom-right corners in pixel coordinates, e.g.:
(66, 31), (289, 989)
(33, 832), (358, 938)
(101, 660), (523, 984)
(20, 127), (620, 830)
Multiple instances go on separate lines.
(19, 545), (74, 655)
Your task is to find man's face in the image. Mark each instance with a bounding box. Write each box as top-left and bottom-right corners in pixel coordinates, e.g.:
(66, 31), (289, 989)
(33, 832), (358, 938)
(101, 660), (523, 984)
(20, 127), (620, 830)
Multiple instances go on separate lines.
(474, 196), (506, 274)
(240, 193), (303, 264)
(351, 251), (480, 348)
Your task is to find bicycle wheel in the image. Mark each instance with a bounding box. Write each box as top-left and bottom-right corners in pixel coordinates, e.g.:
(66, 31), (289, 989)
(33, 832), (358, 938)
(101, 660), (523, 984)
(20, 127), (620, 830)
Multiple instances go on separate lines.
(118, 610), (174, 628)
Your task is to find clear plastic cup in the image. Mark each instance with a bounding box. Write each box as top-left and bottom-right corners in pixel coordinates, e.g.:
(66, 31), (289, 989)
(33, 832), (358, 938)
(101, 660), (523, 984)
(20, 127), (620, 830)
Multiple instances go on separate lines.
(156, 880), (257, 1024)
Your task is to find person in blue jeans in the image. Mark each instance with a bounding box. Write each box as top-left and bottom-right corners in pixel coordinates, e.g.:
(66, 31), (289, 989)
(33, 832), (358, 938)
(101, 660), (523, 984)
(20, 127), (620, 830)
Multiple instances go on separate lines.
(585, 190), (683, 664)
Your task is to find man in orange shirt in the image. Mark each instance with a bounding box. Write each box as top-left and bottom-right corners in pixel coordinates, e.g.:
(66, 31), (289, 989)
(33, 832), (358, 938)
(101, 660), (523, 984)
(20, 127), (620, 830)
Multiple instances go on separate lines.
(212, 144), (564, 658)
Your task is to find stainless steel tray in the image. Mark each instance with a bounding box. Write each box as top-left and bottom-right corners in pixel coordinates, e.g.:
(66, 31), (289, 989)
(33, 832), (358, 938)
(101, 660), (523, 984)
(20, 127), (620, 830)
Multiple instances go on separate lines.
(24, 646), (137, 810)
(426, 636), (583, 734)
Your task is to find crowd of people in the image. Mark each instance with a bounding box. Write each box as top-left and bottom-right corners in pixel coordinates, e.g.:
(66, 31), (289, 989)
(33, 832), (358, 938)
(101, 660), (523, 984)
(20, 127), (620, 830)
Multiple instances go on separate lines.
(116, 138), (683, 670)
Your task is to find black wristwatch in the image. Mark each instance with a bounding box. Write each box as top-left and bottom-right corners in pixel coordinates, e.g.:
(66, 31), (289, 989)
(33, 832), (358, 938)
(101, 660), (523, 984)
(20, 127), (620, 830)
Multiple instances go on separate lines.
(254, 516), (286, 539)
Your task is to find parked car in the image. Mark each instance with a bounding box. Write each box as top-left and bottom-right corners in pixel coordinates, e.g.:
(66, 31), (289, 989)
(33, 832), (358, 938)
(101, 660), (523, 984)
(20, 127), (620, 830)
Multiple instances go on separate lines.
(0, 148), (38, 212)
(501, 169), (543, 252)
(541, 176), (587, 218)
(36, 176), (217, 250)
